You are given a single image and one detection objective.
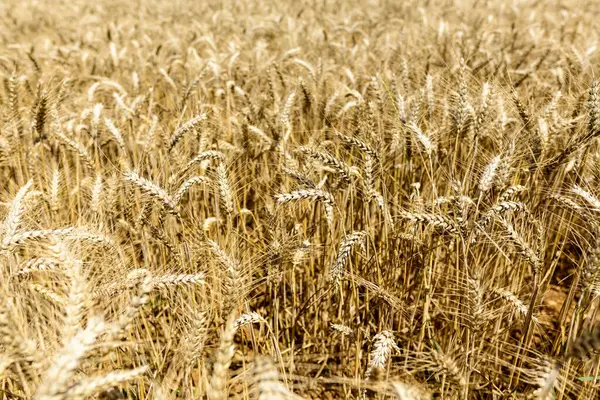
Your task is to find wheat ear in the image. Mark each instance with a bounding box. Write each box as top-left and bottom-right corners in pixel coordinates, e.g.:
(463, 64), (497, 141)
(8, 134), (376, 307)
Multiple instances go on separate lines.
(298, 146), (355, 183)
(216, 163), (235, 216)
(253, 356), (302, 400)
(169, 113), (206, 151)
(2, 179), (33, 248)
(14, 257), (60, 276)
(389, 381), (428, 400)
(275, 189), (335, 227)
(123, 171), (175, 211)
(365, 331), (399, 383)
(173, 176), (211, 205)
(479, 155), (501, 193)
(50, 241), (89, 342)
(35, 316), (106, 400)
(207, 240), (241, 315)
(63, 366), (148, 399)
(109, 269), (152, 339)
(329, 231), (367, 284)
(207, 313), (237, 400)
(563, 324), (600, 361)
(178, 150), (226, 178)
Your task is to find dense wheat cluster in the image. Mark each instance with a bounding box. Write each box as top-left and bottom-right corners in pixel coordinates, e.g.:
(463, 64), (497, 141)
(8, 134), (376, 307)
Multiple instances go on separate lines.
(3, 0), (600, 398)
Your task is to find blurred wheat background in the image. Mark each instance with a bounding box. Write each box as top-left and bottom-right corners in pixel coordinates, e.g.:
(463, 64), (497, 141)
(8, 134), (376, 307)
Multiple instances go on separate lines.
(1, 0), (600, 398)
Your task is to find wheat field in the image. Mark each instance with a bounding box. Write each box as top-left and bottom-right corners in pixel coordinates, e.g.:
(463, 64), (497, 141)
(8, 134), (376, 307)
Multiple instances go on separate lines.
(1, 0), (600, 398)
